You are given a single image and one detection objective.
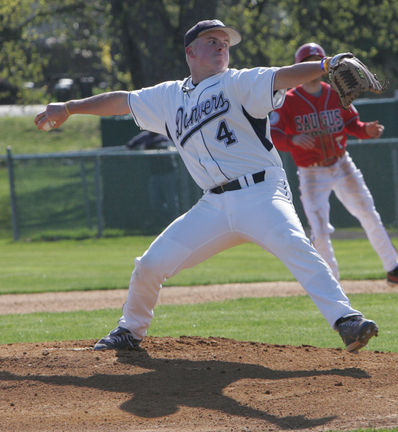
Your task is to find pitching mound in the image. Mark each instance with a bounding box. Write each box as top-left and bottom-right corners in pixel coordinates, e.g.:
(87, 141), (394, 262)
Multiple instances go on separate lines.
(1, 336), (397, 432)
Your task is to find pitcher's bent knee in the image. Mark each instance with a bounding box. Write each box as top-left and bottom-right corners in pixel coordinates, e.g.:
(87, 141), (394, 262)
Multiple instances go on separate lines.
(132, 253), (167, 286)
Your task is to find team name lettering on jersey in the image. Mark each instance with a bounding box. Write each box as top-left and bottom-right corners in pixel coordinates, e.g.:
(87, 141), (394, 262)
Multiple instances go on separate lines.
(176, 91), (230, 146)
(294, 109), (344, 136)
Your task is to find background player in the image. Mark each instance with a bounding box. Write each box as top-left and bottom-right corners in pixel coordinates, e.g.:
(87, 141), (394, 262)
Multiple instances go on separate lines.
(35, 21), (379, 353)
(270, 42), (398, 284)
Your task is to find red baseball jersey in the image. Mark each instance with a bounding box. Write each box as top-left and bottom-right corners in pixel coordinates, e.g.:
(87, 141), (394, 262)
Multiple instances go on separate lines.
(270, 82), (369, 167)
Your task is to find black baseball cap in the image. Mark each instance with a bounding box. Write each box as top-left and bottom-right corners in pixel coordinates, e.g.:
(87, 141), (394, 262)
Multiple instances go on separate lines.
(184, 19), (241, 47)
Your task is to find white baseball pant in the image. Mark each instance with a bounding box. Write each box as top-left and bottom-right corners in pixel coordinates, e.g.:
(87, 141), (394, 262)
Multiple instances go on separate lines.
(118, 166), (361, 340)
(298, 152), (398, 280)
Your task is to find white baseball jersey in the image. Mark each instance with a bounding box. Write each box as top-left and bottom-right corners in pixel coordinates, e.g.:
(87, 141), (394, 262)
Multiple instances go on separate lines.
(128, 67), (285, 191)
(117, 66), (363, 342)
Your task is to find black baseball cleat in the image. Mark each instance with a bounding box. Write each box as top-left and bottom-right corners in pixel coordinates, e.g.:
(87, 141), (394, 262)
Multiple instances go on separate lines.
(387, 265), (398, 284)
(336, 315), (378, 353)
(94, 326), (141, 351)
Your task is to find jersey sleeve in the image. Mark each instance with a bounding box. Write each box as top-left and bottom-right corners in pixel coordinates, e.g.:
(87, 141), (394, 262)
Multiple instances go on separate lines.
(128, 82), (172, 136)
(230, 67), (286, 118)
(343, 104), (369, 139)
(269, 107), (294, 152)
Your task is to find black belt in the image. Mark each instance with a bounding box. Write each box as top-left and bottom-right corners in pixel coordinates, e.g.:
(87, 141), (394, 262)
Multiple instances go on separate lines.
(210, 170), (265, 194)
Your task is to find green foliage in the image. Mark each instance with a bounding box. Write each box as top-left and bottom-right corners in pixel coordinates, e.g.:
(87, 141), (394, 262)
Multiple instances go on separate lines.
(223, 0), (398, 93)
(0, 0), (47, 102)
(1, 1), (397, 102)
(0, 0), (112, 102)
(106, 0), (218, 88)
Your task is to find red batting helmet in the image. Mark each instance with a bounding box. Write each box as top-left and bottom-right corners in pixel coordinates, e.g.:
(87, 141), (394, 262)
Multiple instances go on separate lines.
(295, 43), (326, 63)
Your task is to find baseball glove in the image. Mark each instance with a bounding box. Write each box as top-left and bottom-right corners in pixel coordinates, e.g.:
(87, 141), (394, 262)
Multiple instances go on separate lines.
(324, 53), (388, 109)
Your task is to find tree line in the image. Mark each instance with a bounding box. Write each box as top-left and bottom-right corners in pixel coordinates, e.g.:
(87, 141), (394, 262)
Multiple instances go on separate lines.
(1, 0), (397, 104)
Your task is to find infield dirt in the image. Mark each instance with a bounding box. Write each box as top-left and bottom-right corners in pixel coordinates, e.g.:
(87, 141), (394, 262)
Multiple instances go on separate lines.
(1, 280), (398, 432)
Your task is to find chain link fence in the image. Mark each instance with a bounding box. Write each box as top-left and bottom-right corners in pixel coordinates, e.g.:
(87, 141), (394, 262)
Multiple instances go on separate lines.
(5, 147), (201, 240)
(3, 138), (398, 240)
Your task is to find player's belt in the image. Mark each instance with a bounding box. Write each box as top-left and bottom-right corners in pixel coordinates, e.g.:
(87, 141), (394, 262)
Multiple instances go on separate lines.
(210, 170), (265, 194)
(308, 151), (346, 167)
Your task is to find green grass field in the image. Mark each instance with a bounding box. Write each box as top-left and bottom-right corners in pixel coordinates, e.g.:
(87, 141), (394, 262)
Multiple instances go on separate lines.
(1, 293), (395, 352)
(1, 235), (397, 353)
(1, 235), (397, 294)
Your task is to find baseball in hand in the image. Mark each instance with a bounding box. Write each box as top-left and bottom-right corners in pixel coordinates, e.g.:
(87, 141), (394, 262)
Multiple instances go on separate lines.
(40, 116), (56, 132)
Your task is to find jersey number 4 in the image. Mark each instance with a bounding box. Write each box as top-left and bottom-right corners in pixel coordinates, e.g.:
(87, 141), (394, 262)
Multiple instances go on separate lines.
(216, 120), (237, 146)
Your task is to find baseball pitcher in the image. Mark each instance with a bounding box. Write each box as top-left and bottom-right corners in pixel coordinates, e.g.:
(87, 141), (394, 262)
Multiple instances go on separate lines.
(35, 21), (379, 353)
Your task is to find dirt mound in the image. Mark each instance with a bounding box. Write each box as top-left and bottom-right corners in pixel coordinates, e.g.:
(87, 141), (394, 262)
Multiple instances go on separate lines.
(1, 337), (397, 432)
(2, 280), (397, 431)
